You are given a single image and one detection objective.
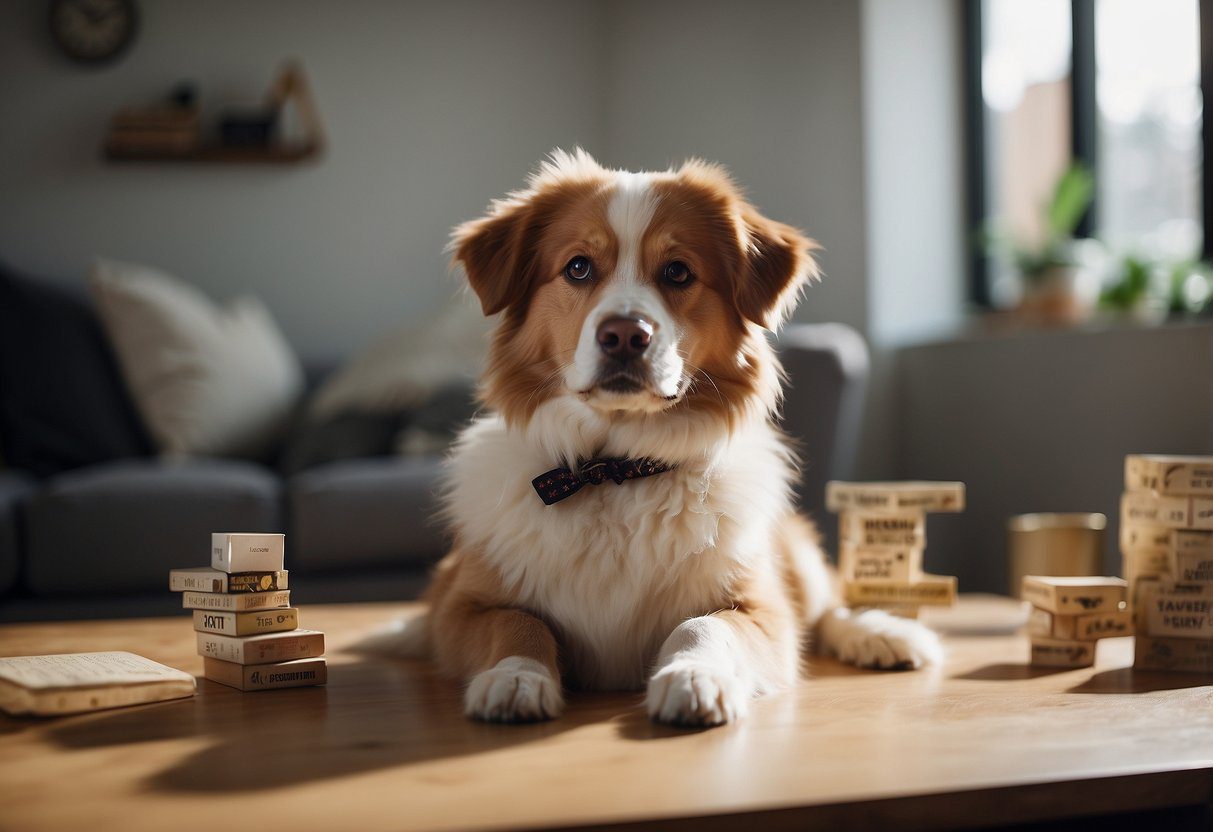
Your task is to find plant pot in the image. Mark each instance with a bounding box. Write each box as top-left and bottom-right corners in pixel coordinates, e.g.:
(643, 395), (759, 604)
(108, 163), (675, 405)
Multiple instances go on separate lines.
(1018, 264), (1100, 326)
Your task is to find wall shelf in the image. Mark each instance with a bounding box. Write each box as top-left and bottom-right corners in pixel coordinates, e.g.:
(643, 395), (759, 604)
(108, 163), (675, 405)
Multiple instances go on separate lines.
(103, 143), (320, 164)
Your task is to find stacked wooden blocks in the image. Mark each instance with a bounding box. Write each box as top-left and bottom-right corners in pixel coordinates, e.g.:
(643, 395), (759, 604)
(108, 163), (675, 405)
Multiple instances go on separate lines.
(169, 533), (327, 690)
(1121, 454), (1213, 673)
(1023, 576), (1130, 667)
(826, 481), (964, 618)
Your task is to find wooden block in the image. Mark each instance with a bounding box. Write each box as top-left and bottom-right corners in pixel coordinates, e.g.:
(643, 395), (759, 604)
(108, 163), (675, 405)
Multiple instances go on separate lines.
(826, 481), (964, 514)
(839, 545), (921, 582)
(843, 574), (956, 607)
(1073, 609), (1134, 640)
(1125, 454), (1213, 495)
(1143, 584), (1213, 638)
(1121, 492), (1213, 530)
(1030, 637), (1095, 668)
(839, 511), (925, 550)
(1172, 528), (1213, 555)
(1027, 607), (1076, 640)
(1135, 634), (1213, 673)
(875, 606), (921, 620)
(1020, 576), (1127, 615)
(1170, 549), (1213, 584)
(1119, 522), (1172, 559)
(1121, 544), (1171, 577)
(1132, 576), (1161, 630)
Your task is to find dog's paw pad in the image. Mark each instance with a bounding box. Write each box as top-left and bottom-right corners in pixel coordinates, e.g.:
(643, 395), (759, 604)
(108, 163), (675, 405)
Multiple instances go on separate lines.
(465, 657), (564, 722)
(646, 661), (747, 727)
(835, 611), (943, 670)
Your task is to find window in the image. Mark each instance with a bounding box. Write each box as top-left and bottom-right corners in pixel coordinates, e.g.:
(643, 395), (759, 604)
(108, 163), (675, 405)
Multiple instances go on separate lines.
(965, 0), (1205, 307)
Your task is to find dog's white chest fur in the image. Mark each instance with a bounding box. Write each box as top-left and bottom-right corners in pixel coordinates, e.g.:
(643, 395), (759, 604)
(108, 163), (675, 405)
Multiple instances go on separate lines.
(445, 402), (792, 690)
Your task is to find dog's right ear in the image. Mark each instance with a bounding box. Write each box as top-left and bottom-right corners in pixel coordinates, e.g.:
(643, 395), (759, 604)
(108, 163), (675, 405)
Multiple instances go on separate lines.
(449, 197), (538, 317)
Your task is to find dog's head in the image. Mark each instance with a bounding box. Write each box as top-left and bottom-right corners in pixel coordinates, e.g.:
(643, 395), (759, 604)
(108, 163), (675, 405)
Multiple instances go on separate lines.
(450, 149), (819, 429)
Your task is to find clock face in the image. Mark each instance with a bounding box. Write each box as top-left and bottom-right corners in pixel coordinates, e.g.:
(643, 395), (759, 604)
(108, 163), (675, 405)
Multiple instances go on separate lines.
(49, 0), (138, 64)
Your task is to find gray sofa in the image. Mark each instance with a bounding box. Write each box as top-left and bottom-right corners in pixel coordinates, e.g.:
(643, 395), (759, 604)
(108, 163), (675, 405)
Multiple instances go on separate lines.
(0, 271), (868, 622)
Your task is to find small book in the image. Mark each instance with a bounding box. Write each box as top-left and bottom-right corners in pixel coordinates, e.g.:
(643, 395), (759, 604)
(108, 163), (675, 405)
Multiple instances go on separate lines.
(203, 657), (327, 691)
(193, 608), (298, 637)
(182, 590), (290, 612)
(211, 532), (285, 573)
(196, 629), (326, 665)
(169, 566), (288, 593)
(0, 652), (195, 716)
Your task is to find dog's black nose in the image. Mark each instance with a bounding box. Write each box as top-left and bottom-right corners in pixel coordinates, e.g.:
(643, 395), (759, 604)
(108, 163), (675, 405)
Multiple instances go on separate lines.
(597, 316), (652, 360)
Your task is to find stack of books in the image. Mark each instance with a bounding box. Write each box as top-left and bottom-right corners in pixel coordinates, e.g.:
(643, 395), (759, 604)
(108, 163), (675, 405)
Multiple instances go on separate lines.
(826, 481), (964, 618)
(1120, 454), (1213, 672)
(169, 533), (326, 691)
(1023, 575), (1131, 667)
(104, 105), (200, 156)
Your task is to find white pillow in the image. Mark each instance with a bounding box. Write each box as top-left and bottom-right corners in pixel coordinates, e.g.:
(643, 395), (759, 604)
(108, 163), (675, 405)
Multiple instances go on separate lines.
(90, 258), (303, 459)
(308, 291), (489, 418)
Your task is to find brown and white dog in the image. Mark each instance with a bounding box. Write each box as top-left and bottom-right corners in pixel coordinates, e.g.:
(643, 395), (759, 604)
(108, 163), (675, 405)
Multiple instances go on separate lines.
(394, 149), (940, 727)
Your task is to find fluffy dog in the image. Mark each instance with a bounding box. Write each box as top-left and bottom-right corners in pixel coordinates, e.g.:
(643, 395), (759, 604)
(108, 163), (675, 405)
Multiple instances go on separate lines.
(401, 149), (940, 726)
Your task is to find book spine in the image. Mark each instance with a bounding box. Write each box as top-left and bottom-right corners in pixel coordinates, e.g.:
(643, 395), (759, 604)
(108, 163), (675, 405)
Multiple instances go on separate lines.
(181, 590), (290, 612)
(193, 608), (298, 637)
(196, 630), (325, 665)
(203, 657), (326, 690)
(169, 573), (225, 593)
(240, 659), (327, 690)
(226, 570), (289, 592)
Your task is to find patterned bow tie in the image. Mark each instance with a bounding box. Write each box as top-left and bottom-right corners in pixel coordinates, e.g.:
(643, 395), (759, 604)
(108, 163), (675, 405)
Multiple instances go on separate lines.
(531, 456), (675, 505)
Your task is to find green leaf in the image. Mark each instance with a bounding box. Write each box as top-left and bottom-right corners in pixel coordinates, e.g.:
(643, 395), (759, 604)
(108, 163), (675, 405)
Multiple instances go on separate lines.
(1046, 163), (1094, 240)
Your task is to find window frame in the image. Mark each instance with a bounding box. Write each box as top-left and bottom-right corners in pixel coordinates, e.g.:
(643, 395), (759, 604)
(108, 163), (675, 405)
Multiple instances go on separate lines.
(963, 0), (1210, 307)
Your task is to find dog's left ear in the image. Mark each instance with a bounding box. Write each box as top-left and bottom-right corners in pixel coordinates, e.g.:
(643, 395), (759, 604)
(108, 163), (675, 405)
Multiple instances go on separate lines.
(449, 198), (538, 317)
(735, 205), (820, 330)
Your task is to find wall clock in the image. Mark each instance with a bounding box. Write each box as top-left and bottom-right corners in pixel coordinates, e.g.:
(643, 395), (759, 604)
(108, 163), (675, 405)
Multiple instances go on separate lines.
(49, 0), (138, 65)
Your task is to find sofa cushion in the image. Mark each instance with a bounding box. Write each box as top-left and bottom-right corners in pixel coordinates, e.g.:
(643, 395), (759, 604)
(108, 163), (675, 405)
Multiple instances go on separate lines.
(90, 258), (304, 460)
(0, 262), (152, 476)
(288, 457), (447, 572)
(0, 470), (36, 595)
(24, 459), (281, 595)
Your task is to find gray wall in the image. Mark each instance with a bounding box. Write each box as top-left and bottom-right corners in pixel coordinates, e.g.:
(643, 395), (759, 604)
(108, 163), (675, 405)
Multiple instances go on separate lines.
(899, 322), (1213, 592)
(0, 0), (874, 357)
(602, 0), (869, 333)
(0, 0), (607, 357)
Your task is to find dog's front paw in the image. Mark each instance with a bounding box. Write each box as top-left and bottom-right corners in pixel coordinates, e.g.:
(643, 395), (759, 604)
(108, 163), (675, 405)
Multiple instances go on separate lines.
(834, 609), (943, 670)
(647, 661), (748, 727)
(465, 657), (564, 723)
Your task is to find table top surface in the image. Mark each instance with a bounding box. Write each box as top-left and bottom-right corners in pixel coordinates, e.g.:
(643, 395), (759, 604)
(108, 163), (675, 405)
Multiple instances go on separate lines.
(2, 596), (1212, 832)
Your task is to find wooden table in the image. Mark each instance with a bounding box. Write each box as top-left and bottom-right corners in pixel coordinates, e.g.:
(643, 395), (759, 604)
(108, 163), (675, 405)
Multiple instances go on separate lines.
(2, 597), (1212, 832)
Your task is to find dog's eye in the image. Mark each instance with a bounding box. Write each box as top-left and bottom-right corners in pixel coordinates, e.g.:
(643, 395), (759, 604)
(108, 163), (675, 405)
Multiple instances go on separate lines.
(662, 261), (692, 286)
(564, 256), (592, 282)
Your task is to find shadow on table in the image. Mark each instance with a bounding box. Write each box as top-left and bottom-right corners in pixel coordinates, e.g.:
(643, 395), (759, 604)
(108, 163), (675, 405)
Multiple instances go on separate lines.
(951, 663), (1073, 681)
(1067, 667), (1213, 694)
(44, 655), (648, 794)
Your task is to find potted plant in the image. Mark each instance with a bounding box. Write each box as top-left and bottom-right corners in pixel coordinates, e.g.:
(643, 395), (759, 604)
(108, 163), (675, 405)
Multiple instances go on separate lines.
(988, 163), (1101, 325)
